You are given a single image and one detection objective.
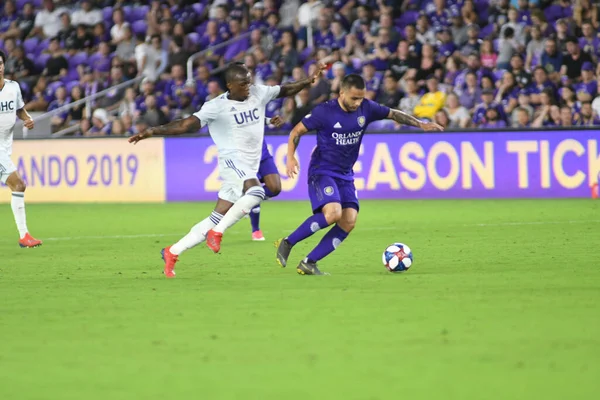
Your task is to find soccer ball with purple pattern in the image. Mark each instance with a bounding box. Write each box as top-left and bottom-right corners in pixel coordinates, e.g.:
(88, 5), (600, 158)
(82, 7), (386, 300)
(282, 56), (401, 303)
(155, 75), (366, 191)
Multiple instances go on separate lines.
(382, 243), (413, 272)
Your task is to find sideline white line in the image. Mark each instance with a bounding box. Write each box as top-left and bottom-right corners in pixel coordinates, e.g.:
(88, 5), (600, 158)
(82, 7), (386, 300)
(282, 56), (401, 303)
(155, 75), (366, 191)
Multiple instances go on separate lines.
(4, 219), (598, 242)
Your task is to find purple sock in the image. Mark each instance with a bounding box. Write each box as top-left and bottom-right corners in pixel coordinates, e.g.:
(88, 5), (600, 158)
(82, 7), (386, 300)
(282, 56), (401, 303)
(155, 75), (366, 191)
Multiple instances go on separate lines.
(286, 213), (329, 246)
(250, 206), (261, 232)
(306, 224), (349, 262)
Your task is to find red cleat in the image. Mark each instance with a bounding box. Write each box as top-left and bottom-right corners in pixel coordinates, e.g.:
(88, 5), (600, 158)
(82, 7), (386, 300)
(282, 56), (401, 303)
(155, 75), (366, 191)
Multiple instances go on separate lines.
(252, 230), (265, 241)
(206, 229), (223, 253)
(19, 233), (42, 248)
(161, 246), (178, 278)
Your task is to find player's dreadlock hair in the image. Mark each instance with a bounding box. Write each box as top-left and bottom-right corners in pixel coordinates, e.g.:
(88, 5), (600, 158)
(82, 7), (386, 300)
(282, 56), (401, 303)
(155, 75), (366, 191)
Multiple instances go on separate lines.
(0, 50), (6, 64)
(225, 62), (249, 84)
(341, 74), (366, 91)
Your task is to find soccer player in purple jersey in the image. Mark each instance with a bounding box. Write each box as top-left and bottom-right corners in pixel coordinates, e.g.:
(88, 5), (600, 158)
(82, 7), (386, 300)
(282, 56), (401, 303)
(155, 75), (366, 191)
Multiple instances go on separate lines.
(275, 74), (443, 275)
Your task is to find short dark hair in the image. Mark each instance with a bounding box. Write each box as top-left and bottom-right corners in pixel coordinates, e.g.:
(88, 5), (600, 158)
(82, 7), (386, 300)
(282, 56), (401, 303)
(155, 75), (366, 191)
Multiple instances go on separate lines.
(0, 50), (5, 64)
(225, 63), (249, 84)
(341, 74), (365, 90)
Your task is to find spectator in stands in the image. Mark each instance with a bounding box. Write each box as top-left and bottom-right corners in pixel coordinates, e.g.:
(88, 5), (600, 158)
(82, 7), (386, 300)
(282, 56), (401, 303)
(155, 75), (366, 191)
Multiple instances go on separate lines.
(4, 45), (35, 88)
(136, 77), (169, 116)
(575, 62), (597, 102)
(512, 107), (531, 128)
(291, 88), (312, 125)
(33, 0), (68, 39)
(515, 90), (534, 120)
(500, 7), (527, 47)
(231, 0), (250, 29)
(459, 71), (481, 111)
(540, 37), (562, 82)
(224, 19), (249, 63)
(592, 78), (600, 116)
(81, 66), (103, 102)
(554, 18), (570, 54)
(449, 15), (468, 48)
(147, 0), (167, 37)
(201, 20), (224, 66)
(415, 14), (435, 46)
(474, 88), (505, 125)
(559, 105), (574, 127)
(249, 2), (268, 32)
(271, 30), (299, 77)
(168, 35), (191, 72)
(97, 66), (127, 110)
(445, 92), (470, 128)
(1, 2), (35, 40)
(574, 101), (599, 126)
(481, 107), (508, 128)
(119, 87), (138, 119)
(254, 47), (276, 85)
(376, 75), (402, 109)
(206, 80), (224, 101)
(388, 40), (418, 81)
(459, 24), (481, 62)
(71, 0), (102, 27)
(67, 24), (95, 54)
(362, 62), (381, 100)
(110, 119), (128, 136)
(57, 11), (74, 44)
(480, 40), (498, 69)
(85, 108), (112, 136)
(414, 76), (446, 120)
(399, 77), (421, 115)
(561, 37), (593, 84)
(110, 8), (129, 45)
(497, 27), (520, 70)
(0, 1), (19, 39)
(573, 0), (598, 30)
(297, 0), (323, 30)
(434, 109), (450, 129)
(532, 104), (560, 127)
(49, 86), (69, 132)
(43, 37), (68, 82)
(116, 26), (136, 64)
(136, 34), (167, 82)
(461, 0), (479, 26)
(164, 64), (189, 107)
(525, 25), (544, 71)
(93, 22), (110, 46)
(495, 71), (520, 114)
(412, 44), (443, 88)
(140, 95), (169, 127)
(67, 85), (85, 126)
(308, 62), (330, 105)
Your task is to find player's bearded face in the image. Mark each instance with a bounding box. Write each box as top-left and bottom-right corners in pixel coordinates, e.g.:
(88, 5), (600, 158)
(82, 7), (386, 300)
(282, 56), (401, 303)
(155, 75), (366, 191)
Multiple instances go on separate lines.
(341, 87), (365, 112)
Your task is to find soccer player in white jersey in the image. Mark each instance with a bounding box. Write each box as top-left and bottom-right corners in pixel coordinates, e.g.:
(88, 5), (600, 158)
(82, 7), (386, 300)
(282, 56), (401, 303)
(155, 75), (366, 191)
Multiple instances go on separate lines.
(129, 63), (325, 277)
(0, 50), (42, 248)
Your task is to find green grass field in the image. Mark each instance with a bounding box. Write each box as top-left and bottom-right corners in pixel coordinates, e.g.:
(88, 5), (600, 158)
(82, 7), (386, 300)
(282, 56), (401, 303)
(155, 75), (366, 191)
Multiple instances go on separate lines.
(1, 199), (599, 400)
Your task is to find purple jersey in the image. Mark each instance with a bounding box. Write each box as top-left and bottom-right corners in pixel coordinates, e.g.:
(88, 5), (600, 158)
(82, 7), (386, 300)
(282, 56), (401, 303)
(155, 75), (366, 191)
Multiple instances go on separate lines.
(579, 37), (600, 57)
(301, 99), (390, 180)
(314, 30), (335, 49)
(428, 9), (452, 29)
(575, 81), (597, 98)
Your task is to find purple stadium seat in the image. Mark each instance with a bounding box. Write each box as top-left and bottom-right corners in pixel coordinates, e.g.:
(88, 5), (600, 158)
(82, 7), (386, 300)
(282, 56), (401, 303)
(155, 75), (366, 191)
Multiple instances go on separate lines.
(395, 11), (419, 29)
(68, 52), (88, 68)
(132, 5), (149, 22)
(103, 7), (113, 23)
(47, 81), (65, 97)
(16, 0), (29, 9)
(66, 80), (80, 94)
(192, 3), (205, 15)
(187, 32), (202, 45)
(19, 81), (30, 99)
(64, 68), (80, 82)
(34, 53), (50, 72)
(32, 0), (43, 7)
(195, 21), (208, 36)
(479, 24), (495, 39)
(36, 38), (51, 55)
(493, 38), (499, 53)
(494, 69), (505, 81)
(123, 5), (134, 22)
(131, 20), (148, 36)
(23, 38), (39, 55)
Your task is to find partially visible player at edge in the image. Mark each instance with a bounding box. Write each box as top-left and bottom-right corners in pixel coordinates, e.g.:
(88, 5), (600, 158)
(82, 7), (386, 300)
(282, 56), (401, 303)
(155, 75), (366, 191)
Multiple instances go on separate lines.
(249, 117), (284, 241)
(129, 62), (326, 277)
(276, 74), (443, 275)
(0, 50), (41, 248)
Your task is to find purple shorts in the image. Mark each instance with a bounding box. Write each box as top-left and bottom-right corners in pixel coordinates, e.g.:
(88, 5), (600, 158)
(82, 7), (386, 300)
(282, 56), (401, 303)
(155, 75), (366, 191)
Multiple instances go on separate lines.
(308, 174), (359, 214)
(257, 155), (278, 181)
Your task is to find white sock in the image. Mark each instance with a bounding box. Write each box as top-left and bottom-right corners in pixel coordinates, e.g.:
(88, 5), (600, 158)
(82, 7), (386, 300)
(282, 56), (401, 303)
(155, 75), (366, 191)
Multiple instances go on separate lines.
(170, 211), (223, 255)
(11, 192), (28, 239)
(213, 186), (265, 234)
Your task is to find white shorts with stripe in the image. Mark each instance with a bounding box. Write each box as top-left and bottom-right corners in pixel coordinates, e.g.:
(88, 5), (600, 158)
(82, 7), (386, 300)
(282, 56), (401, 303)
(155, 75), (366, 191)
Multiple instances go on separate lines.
(0, 151), (17, 184)
(217, 158), (258, 203)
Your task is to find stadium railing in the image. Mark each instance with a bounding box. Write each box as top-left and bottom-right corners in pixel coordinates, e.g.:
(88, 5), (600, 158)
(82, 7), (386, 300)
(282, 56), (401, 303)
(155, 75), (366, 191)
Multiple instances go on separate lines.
(185, 29), (256, 85)
(16, 76), (144, 139)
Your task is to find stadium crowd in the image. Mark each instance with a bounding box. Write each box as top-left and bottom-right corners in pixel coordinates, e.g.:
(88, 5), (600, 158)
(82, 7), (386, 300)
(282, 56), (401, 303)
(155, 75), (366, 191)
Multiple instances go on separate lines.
(1, 0), (600, 136)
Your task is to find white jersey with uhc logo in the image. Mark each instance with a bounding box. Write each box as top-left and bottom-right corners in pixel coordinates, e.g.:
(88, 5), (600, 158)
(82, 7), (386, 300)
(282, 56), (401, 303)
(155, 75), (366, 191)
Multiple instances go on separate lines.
(0, 80), (24, 155)
(193, 84), (281, 202)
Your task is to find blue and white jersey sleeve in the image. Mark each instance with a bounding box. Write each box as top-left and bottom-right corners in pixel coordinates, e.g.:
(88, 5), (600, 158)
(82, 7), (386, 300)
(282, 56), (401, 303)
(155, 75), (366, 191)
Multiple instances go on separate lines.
(252, 84), (281, 105)
(300, 104), (326, 132)
(193, 99), (220, 128)
(365, 99), (391, 123)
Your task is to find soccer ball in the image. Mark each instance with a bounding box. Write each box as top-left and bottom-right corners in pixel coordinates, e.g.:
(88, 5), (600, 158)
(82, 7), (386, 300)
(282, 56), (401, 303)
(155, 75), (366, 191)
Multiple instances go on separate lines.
(382, 243), (413, 272)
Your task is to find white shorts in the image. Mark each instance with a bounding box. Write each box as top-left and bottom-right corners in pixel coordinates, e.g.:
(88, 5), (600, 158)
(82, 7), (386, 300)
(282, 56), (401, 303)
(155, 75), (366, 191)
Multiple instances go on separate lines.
(217, 158), (258, 203)
(0, 151), (16, 184)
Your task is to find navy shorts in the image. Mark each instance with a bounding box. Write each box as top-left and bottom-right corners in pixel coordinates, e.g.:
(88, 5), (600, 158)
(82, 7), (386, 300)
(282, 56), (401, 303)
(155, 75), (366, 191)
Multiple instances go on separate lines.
(257, 154), (278, 181)
(308, 174), (359, 214)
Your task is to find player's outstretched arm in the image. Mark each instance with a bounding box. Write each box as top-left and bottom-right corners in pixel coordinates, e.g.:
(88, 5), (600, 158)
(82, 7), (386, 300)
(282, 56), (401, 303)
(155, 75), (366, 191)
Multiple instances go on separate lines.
(277, 63), (328, 98)
(17, 108), (34, 129)
(128, 115), (201, 144)
(386, 109), (444, 131)
(285, 121), (309, 178)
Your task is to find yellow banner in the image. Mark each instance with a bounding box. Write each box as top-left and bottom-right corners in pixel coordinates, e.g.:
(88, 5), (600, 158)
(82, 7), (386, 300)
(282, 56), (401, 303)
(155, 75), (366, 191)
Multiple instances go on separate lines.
(1, 138), (165, 203)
